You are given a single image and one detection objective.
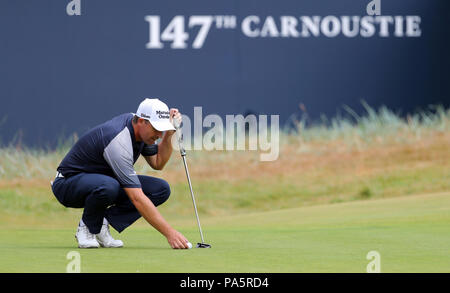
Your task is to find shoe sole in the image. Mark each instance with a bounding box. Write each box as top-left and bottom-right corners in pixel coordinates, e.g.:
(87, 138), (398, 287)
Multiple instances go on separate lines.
(75, 235), (123, 248)
(98, 241), (123, 248)
(78, 245), (100, 249)
(75, 235), (100, 249)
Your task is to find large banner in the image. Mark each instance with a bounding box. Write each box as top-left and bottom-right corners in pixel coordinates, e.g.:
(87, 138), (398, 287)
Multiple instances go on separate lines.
(0, 0), (449, 146)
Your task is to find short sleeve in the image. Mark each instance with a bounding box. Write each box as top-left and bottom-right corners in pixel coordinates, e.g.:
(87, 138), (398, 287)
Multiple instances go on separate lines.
(103, 128), (141, 188)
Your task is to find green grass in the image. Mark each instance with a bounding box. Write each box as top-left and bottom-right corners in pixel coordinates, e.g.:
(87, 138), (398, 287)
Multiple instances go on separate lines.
(0, 103), (448, 272)
(1, 192), (449, 273)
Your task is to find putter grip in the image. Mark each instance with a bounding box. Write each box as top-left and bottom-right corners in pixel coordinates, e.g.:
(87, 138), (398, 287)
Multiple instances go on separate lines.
(175, 125), (186, 156)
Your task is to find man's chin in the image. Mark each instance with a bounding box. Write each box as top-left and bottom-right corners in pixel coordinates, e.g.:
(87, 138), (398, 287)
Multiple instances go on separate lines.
(145, 139), (156, 145)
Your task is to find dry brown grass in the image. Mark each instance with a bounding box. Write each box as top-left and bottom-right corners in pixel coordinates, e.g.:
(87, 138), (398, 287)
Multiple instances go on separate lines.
(1, 103), (449, 223)
(0, 130), (448, 193)
(142, 129), (450, 187)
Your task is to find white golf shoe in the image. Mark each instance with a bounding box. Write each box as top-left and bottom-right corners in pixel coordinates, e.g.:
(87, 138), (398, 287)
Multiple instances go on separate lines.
(75, 224), (100, 249)
(95, 219), (123, 248)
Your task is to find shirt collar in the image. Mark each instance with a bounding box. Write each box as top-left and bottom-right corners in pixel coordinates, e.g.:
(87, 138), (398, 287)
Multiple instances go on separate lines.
(127, 114), (138, 145)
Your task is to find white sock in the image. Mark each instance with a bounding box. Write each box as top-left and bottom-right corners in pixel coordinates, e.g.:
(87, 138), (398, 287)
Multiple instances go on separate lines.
(103, 218), (109, 225)
(79, 219), (86, 227)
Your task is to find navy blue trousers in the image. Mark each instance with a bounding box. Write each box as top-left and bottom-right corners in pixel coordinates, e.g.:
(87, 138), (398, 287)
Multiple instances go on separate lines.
(51, 173), (171, 234)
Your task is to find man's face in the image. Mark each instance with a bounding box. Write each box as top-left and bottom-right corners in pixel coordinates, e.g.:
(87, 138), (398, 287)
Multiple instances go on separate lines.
(139, 119), (163, 144)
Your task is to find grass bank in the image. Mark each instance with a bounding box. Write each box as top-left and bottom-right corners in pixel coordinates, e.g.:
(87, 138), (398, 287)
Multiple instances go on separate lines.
(0, 103), (448, 226)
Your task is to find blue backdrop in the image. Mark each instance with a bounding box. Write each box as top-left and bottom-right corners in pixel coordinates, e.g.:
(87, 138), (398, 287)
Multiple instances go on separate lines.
(0, 0), (449, 147)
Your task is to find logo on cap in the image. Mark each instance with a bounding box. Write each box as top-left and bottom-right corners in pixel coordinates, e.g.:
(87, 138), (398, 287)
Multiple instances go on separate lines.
(156, 110), (170, 119)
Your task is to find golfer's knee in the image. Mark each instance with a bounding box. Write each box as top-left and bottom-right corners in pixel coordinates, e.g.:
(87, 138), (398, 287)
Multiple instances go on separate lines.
(153, 180), (171, 206)
(94, 179), (121, 205)
(161, 180), (171, 202)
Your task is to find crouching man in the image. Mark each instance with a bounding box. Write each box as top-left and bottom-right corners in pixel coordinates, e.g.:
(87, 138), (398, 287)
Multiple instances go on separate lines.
(51, 98), (190, 249)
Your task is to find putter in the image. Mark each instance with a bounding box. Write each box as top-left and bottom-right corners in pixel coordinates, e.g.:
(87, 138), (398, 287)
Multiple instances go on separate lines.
(174, 122), (211, 248)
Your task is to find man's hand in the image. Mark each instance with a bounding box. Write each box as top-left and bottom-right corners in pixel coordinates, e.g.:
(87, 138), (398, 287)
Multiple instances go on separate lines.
(124, 187), (190, 249)
(169, 108), (182, 129)
(166, 229), (190, 249)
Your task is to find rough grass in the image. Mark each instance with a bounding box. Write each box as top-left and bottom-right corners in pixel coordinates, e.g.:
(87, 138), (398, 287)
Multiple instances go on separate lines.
(0, 103), (449, 226)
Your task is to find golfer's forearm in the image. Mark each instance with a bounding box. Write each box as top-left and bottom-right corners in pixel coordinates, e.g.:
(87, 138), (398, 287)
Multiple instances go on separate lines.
(124, 188), (173, 237)
(154, 132), (174, 169)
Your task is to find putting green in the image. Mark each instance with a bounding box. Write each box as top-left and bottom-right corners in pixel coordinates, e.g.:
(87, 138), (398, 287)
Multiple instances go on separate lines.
(1, 192), (449, 273)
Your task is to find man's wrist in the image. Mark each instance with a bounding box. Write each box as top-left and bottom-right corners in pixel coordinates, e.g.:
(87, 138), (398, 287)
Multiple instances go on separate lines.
(164, 130), (175, 138)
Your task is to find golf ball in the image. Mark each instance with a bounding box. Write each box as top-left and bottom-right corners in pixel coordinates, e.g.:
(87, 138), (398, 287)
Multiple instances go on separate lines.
(187, 242), (193, 249)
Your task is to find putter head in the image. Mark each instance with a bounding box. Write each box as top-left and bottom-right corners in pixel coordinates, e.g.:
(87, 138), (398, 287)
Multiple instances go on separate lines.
(196, 243), (211, 248)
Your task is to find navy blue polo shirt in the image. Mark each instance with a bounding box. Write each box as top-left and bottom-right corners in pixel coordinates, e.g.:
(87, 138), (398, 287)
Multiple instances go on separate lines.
(57, 113), (145, 188)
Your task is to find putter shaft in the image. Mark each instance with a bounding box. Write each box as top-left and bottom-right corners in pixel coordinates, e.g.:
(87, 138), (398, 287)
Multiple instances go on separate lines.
(175, 125), (207, 245)
(181, 154), (205, 244)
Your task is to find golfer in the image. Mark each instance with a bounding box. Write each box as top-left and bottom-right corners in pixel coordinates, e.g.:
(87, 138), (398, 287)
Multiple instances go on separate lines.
(51, 98), (190, 249)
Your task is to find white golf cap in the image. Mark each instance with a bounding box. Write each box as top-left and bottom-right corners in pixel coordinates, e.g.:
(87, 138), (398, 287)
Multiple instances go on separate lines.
(134, 98), (175, 131)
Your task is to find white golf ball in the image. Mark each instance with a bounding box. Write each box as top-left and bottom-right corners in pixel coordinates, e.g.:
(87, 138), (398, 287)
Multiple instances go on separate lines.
(187, 242), (193, 249)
